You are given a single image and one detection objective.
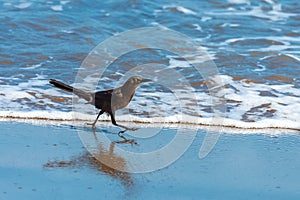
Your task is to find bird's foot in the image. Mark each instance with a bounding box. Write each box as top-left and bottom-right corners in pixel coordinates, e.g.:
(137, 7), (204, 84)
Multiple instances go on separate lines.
(117, 127), (138, 135)
(85, 123), (96, 129)
(126, 127), (139, 131)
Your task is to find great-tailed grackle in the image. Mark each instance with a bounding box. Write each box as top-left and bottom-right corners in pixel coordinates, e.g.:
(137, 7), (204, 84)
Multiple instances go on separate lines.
(49, 76), (151, 131)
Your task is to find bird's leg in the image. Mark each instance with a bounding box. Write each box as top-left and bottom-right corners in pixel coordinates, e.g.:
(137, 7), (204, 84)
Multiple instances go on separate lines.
(110, 113), (138, 133)
(87, 110), (104, 129)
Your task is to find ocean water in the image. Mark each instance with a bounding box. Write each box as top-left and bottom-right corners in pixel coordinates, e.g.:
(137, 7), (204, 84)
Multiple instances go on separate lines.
(0, 0), (300, 130)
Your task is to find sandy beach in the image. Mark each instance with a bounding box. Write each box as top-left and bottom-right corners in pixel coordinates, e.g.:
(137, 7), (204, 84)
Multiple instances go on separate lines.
(1, 121), (300, 200)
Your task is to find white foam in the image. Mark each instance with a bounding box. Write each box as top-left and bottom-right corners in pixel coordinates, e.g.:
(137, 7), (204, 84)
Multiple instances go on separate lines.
(1, 74), (300, 131)
(201, 16), (212, 22)
(51, 5), (63, 11)
(168, 57), (191, 68)
(221, 36), (300, 53)
(60, 1), (70, 5)
(225, 36), (294, 45)
(0, 75), (72, 112)
(217, 75), (300, 126)
(253, 64), (266, 72)
(1, 111), (299, 131)
(192, 24), (203, 32)
(221, 23), (240, 27)
(205, 4), (297, 21)
(162, 5), (197, 15)
(263, 0), (276, 4)
(222, 37), (246, 45)
(62, 29), (74, 34)
(23, 63), (43, 70)
(0, 110), (94, 121)
(254, 45), (290, 52)
(284, 54), (300, 62)
(14, 2), (32, 9)
(227, 0), (249, 4)
(167, 51), (216, 66)
(175, 6), (197, 15)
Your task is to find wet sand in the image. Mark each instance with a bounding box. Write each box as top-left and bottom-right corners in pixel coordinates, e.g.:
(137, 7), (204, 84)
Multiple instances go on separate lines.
(1, 121), (300, 200)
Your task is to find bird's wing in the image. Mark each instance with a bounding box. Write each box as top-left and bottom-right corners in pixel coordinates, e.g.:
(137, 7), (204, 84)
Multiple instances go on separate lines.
(94, 87), (127, 111)
(94, 89), (113, 102)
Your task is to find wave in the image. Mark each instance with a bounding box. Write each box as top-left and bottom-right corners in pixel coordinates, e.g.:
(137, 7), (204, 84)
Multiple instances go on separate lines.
(1, 110), (299, 131)
(0, 73), (299, 132)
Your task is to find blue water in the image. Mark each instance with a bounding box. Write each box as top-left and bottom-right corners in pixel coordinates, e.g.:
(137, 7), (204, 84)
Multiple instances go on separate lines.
(1, 122), (300, 199)
(0, 0), (300, 129)
(1, 2), (300, 199)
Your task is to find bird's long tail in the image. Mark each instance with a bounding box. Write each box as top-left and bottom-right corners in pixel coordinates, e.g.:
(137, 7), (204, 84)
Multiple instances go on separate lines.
(49, 79), (93, 102)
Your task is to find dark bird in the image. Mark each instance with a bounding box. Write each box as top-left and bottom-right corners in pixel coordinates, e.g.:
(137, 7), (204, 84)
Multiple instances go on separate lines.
(49, 76), (151, 131)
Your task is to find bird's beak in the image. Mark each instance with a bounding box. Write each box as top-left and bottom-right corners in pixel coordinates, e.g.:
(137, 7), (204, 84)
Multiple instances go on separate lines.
(142, 78), (152, 83)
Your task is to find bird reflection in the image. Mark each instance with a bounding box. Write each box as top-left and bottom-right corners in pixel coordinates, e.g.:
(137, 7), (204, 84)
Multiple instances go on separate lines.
(44, 132), (138, 189)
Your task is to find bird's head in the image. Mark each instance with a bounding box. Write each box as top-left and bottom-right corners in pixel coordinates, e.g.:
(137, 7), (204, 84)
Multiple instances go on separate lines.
(124, 76), (151, 89)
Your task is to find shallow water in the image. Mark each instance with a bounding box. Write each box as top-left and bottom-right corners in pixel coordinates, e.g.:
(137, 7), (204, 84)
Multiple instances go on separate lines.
(1, 122), (300, 199)
(0, 0), (300, 130)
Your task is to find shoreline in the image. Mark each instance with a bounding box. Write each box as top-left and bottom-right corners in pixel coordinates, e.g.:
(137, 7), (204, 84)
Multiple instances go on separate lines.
(0, 110), (299, 131)
(1, 117), (299, 134)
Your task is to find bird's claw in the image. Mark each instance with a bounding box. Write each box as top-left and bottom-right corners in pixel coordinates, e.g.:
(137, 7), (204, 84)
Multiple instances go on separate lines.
(85, 123), (96, 129)
(117, 127), (138, 135)
(127, 127), (139, 131)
